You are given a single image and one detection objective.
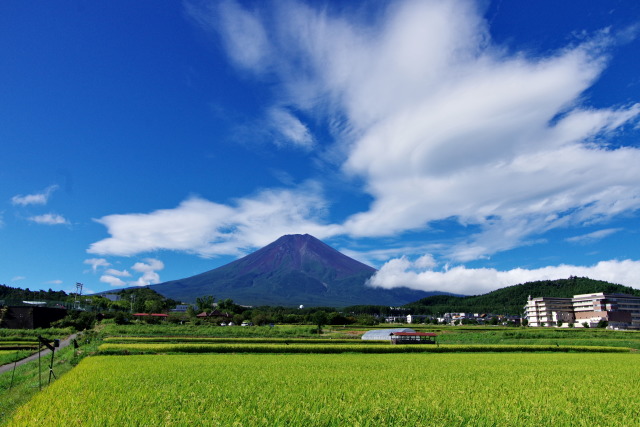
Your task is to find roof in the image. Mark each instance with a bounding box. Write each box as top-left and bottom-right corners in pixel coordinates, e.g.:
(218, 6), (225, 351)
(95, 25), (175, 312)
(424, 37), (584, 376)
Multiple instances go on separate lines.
(133, 313), (168, 317)
(361, 328), (415, 340)
(390, 332), (437, 337)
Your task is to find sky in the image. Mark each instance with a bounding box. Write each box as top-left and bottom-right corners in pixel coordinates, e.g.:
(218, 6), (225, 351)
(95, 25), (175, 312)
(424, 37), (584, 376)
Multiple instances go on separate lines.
(2, 0), (640, 298)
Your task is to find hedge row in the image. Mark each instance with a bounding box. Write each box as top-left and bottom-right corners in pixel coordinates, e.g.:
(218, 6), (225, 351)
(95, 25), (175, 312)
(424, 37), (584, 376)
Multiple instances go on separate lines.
(97, 343), (631, 355)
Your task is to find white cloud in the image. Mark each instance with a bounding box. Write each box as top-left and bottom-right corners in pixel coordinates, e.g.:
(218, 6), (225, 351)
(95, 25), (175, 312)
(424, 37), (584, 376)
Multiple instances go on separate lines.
(45, 280), (63, 285)
(186, 0), (271, 72)
(88, 184), (341, 257)
(210, 0), (640, 262)
(105, 268), (131, 277)
(566, 228), (623, 244)
(368, 258), (640, 295)
(12, 185), (59, 206)
(97, 259), (162, 288)
(267, 107), (314, 148)
(100, 275), (127, 288)
(11, 276), (26, 282)
(84, 258), (111, 273)
(130, 258), (164, 286)
(28, 213), (69, 225)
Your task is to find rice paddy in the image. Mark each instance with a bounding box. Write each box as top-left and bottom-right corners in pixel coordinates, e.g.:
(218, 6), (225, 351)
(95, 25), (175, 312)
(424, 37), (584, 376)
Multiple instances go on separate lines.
(7, 352), (640, 426)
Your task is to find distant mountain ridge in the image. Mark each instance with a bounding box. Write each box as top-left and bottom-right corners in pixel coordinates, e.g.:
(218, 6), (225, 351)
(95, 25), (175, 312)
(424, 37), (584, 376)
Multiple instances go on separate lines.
(405, 277), (640, 315)
(148, 234), (444, 307)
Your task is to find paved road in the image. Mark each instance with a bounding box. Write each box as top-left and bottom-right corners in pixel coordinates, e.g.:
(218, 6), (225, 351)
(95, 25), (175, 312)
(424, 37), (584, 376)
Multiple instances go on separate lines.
(0, 333), (78, 375)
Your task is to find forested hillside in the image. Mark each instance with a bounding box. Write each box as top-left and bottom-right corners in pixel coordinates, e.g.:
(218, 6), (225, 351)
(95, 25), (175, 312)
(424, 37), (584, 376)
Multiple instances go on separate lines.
(405, 277), (640, 315)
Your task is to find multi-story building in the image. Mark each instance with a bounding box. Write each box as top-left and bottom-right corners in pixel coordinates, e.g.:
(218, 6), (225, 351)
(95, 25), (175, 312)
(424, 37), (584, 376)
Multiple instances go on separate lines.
(525, 293), (640, 329)
(572, 293), (640, 329)
(524, 296), (574, 327)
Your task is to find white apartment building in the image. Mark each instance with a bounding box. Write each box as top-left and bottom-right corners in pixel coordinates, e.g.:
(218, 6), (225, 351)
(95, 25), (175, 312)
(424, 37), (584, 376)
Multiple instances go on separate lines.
(525, 297), (574, 327)
(525, 293), (640, 329)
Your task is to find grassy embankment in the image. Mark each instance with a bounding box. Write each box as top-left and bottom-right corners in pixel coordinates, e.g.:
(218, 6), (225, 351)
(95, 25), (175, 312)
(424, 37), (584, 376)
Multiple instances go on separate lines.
(0, 328), (96, 425)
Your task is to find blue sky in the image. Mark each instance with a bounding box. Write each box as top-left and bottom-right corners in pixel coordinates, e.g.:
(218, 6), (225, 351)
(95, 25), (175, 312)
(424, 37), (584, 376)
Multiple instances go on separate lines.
(2, 0), (640, 297)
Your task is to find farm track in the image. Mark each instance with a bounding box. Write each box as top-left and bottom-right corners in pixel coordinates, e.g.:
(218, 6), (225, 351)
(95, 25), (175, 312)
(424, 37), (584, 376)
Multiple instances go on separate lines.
(0, 333), (78, 374)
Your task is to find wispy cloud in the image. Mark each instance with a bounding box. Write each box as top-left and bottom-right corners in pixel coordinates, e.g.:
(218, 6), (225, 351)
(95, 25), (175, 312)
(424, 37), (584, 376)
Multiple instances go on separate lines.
(566, 228), (623, 244)
(105, 268), (131, 277)
(12, 185), (59, 206)
(28, 213), (69, 225)
(205, 0), (640, 262)
(45, 280), (63, 285)
(11, 276), (26, 282)
(267, 107), (314, 149)
(84, 258), (111, 273)
(368, 257), (640, 295)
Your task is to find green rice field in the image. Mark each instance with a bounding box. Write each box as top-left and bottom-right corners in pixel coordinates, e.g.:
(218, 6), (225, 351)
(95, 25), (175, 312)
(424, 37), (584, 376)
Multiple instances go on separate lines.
(7, 353), (640, 426)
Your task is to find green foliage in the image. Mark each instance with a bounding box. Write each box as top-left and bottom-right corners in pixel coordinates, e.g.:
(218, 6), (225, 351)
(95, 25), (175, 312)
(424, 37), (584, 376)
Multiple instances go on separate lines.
(113, 311), (131, 325)
(195, 295), (216, 313)
(116, 287), (178, 313)
(99, 323), (318, 338)
(356, 314), (379, 326)
(0, 284), (68, 302)
(311, 310), (328, 333)
(51, 310), (97, 331)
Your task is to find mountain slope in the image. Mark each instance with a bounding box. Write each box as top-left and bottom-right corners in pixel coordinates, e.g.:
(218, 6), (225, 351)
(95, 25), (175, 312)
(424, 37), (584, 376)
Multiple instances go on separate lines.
(404, 277), (640, 315)
(149, 234), (441, 307)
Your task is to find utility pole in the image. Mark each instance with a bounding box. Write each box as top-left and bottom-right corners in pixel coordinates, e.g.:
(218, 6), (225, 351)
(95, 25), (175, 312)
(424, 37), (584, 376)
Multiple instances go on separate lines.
(75, 282), (83, 310)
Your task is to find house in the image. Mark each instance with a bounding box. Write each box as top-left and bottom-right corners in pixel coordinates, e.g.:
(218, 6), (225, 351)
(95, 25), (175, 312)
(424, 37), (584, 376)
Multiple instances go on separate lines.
(384, 315), (408, 323)
(171, 304), (192, 312)
(1, 306), (68, 329)
(406, 314), (429, 324)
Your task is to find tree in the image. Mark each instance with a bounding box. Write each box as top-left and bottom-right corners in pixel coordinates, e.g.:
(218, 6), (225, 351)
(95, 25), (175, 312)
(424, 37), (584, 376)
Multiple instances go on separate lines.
(597, 319), (608, 328)
(312, 311), (328, 334)
(113, 311), (130, 325)
(195, 295), (215, 313)
(186, 305), (196, 319)
(252, 312), (269, 326)
(357, 314), (379, 326)
(144, 299), (163, 314)
(218, 298), (237, 312)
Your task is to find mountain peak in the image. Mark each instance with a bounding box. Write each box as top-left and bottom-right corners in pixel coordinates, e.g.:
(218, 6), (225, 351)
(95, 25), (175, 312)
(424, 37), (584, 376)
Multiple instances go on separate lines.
(150, 234), (437, 307)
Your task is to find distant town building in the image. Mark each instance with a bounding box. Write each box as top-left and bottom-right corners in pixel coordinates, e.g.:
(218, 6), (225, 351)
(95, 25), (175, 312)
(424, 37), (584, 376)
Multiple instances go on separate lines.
(170, 304), (192, 312)
(406, 314), (428, 324)
(525, 293), (640, 329)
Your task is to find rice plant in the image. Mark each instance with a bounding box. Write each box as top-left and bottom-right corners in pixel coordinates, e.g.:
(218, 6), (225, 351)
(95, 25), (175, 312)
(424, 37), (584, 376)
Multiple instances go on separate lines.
(8, 353), (640, 426)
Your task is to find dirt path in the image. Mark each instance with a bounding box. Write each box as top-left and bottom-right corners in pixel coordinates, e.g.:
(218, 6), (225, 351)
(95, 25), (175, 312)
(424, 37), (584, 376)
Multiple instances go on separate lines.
(0, 333), (78, 375)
